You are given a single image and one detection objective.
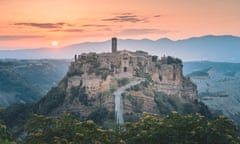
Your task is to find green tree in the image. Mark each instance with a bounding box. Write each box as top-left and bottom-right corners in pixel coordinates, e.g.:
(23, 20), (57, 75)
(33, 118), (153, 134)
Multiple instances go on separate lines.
(37, 87), (66, 114)
(0, 123), (15, 144)
(122, 112), (240, 144)
(118, 78), (130, 86)
(87, 107), (109, 125)
(22, 113), (118, 144)
(18, 112), (240, 144)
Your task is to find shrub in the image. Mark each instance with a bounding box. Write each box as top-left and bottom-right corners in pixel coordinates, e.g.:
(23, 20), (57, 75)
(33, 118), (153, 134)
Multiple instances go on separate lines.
(37, 87), (66, 114)
(87, 107), (109, 125)
(118, 78), (130, 86)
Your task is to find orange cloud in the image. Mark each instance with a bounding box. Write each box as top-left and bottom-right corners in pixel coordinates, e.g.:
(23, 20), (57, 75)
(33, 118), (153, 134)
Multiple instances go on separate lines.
(102, 13), (145, 23)
(14, 22), (72, 29)
(0, 35), (45, 41)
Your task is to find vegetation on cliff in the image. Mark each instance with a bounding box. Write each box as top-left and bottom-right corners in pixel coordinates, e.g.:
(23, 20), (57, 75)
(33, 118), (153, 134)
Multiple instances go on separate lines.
(37, 87), (66, 115)
(161, 56), (182, 65)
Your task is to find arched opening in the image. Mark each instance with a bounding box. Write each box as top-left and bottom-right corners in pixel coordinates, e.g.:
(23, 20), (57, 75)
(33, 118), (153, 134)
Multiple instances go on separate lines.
(123, 67), (127, 72)
(159, 75), (162, 81)
(173, 73), (176, 81)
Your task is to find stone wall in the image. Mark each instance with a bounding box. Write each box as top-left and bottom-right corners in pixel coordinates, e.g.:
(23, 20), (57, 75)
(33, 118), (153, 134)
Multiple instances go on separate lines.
(68, 50), (195, 100)
(49, 49), (198, 119)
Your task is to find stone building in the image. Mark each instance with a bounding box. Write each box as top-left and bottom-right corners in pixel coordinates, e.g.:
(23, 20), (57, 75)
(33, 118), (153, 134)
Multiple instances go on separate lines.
(68, 37), (189, 97)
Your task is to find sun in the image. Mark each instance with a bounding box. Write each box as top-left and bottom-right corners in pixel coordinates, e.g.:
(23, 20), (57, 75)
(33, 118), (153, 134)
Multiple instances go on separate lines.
(51, 40), (59, 47)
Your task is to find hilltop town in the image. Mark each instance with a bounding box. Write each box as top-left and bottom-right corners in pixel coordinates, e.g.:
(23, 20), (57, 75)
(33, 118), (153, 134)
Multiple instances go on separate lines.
(37, 38), (198, 121)
(68, 38), (196, 98)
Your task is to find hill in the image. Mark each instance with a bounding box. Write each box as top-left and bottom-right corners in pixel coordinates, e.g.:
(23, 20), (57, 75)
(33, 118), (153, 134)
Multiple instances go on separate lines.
(183, 61), (240, 124)
(0, 49), (212, 138)
(34, 48), (202, 122)
(0, 59), (70, 106)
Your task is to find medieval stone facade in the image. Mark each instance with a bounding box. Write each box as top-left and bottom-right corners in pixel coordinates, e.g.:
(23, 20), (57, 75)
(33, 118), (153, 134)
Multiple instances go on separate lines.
(67, 38), (196, 100)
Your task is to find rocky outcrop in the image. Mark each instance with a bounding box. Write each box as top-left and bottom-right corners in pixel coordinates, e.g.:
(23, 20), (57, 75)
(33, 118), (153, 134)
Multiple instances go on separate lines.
(37, 49), (198, 122)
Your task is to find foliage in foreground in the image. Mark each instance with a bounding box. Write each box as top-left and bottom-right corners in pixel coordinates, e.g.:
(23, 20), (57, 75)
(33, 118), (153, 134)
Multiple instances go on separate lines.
(22, 114), (116, 144)
(123, 112), (240, 144)
(2, 112), (240, 144)
(0, 123), (15, 144)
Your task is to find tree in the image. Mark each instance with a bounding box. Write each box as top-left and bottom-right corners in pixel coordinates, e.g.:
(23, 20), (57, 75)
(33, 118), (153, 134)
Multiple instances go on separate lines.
(22, 113), (118, 144)
(87, 107), (109, 125)
(14, 112), (240, 144)
(0, 123), (15, 144)
(122, 112), (240, 144)
(37, 87), (66, 114)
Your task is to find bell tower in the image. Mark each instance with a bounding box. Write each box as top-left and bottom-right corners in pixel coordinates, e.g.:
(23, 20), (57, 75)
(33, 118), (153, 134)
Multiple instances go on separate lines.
(112, 37), (117, 53)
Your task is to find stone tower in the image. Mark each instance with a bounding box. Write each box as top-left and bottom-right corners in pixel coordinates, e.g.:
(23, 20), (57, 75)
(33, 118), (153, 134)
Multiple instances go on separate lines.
(112, 37), (117, 53)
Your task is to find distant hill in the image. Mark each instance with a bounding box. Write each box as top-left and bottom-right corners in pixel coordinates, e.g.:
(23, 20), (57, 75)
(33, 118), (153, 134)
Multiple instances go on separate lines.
(183, 61), (240, 75)
(0, 35), (240, 62)
(183, 61), (240, 124)
(0, 59), (70, 106)
(187, 71), (209, 78)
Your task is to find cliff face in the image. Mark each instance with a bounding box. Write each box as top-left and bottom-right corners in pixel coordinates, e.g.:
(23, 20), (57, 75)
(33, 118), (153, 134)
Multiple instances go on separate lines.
(37, 50), (198, 121)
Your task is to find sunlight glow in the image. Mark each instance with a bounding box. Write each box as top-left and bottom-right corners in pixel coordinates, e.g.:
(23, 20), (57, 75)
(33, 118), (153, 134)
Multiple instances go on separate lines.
(51, 41), (59, 47)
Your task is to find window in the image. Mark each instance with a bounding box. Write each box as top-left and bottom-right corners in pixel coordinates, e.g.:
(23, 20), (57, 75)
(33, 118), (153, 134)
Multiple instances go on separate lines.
(124, 67), (127, 72)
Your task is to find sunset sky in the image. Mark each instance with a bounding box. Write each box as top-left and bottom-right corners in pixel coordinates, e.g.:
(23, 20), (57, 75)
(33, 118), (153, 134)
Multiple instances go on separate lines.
(0, 0), (240, 49)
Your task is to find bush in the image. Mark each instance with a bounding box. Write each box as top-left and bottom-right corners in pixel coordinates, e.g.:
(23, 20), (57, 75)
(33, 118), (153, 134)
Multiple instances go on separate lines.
(0, 103), (35, 128)
(96, 68), (110, 80)
(6, 112), (240, 144)
(183, 103), (195, 114)
(123, 112), (240, 144)
(118, 78), (130, 86)
(161, 56), (182, 64)
(70, 86), (88, 106)
(154, 92), (172, 115)
(152, 56), (158, 62)
(37, 87), (66, 114)
(0, 123), (14, 143)
(126, 95), (143, 113)
(22, 113), (116, 144)
(87, 107), (109, 125)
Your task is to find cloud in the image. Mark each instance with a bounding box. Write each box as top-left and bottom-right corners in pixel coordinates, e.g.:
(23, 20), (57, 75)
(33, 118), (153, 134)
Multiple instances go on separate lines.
(14, 22), (84, 33)
(14, 22), (71, 29)
(62, 29), (84, 32)
(99, 28), (112, 31)
(154, 15), (162, 18)
(120, 28), (170, 35)
(49, 28), (84, 32)
(0, 35), (44, 41)
(82, 24), (108, 27)
(102, 13), (145, 23)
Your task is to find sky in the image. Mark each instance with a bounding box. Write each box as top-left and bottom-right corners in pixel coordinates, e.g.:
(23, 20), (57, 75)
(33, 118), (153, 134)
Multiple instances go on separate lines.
(0, 0), (240, 49)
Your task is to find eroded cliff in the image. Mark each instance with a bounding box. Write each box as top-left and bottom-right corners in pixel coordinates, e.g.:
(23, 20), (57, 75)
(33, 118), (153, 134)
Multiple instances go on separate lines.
(37, 49), (199, 123)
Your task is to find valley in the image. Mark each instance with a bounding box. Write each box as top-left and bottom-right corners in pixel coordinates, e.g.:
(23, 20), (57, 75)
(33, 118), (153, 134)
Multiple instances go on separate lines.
(184, 61), (240, 123)
(1, 59), (240, 124)
(0, 59), (70, 106)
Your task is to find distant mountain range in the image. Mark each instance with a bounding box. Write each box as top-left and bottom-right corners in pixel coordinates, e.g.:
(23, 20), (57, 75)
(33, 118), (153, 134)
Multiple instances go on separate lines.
(0, 35), (240, 62)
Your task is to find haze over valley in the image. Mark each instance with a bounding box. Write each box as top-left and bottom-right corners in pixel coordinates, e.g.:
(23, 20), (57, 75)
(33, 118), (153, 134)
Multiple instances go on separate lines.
(184, 61), (240, 124)
(1, 35), (240, 62)
(0, 59), (69, 106)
